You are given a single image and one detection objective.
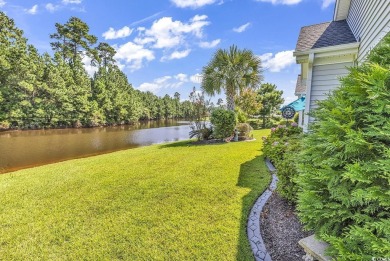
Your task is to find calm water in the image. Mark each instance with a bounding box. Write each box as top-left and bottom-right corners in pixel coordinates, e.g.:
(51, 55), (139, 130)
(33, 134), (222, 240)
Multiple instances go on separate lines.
(0, 120), (191, 173)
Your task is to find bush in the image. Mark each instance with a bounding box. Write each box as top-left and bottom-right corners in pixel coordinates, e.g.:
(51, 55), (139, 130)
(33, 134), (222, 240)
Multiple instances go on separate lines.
(262, 123), (303, 202)
(296, 56), (390, 257)
(248, 119), (262, 130)
(210, 109), (236, 139)
(293, 112), (299, 123)
(189, 125), (213, 140)
(235, 108), (247, 123)
(267, 114), (283, 128)
(0, 121), (10, 130)
(236, 123), (253, 140)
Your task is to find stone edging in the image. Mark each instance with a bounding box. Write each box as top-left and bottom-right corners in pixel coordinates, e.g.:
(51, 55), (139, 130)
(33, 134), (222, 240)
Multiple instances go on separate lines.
(247, 158), (278, 261)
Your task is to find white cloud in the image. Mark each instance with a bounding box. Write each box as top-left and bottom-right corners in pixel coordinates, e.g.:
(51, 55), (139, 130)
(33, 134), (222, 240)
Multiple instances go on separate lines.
(256, 0), (302, 5)
(321, 0), (335, 9)
(137, 82), (161, 93)
(138, 76), (175, 93)
(103, 26), (133, 40)
(199, 39), (220, 48)
(137, 73), (200, 94)
(114, 42), (155, 71)
(174, 73), (188, 82)
(233, 22), (251, 33)
(259, 50), (295, 72)
(138, 15), (210, 49)
(190, 73), (202, 83)
(26, 4), (38, 14)
(170, 0), (217, 8)
(45, 3), (60, 12)
(110, 14), (211, 68)
(162, 49), (191, 61)
(283, 96), (296, 106)
(134, 36), (155, 45)
(62, 0), (82, 4)
(82, 55), (98, 77)
(0, 0), (6, 7)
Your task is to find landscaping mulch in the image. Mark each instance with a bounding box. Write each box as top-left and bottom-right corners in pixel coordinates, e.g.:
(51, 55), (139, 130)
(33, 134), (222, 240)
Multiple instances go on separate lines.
(191, 138), (256, 145)
(260, 192), (312, 261)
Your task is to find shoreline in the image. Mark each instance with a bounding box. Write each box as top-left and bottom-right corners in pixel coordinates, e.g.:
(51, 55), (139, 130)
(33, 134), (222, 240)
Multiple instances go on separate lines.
(0, 118), (190, 133)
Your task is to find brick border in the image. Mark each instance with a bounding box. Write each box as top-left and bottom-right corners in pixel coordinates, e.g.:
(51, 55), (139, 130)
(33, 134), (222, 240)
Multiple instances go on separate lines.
(247, 159), (278, 261)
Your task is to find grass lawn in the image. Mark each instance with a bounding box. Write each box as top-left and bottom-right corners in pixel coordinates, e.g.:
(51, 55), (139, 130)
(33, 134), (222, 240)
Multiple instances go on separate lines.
(0, 129), (271, 260)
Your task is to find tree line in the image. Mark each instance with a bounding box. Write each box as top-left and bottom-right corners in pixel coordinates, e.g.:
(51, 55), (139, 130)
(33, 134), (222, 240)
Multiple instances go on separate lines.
(0, 12), (285, 131)
(0, 13), (195, 130)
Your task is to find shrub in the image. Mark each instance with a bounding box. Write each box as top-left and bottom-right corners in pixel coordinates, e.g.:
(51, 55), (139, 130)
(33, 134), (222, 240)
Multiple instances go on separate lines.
(262, 123), (303, 202)
(236, 123), (253, 140)
(0, 121), (10, 130)
(210, 109), (236, 139)
(268, 113), (282, 128)
(296, 62), (390, 257)
(235, 107), (247, 123)
(248, 119), (262, 130)
(293, 112), (299, 123)
(189, 125), (213, 140)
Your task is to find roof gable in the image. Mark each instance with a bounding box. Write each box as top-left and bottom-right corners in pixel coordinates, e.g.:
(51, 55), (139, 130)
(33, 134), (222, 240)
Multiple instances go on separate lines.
(333, 0), (352, 21)
(295, 75), (306, 95)
(295, 20), (357, 52)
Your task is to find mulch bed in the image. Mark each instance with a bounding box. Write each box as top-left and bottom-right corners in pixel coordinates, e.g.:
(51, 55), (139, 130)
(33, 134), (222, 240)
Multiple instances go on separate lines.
(191, 138), (256, 145)
(260, 192), (312, 261)
(190, 139), (225, 145)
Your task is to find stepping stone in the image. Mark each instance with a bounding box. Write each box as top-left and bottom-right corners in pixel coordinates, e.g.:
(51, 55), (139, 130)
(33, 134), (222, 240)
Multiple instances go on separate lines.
(298, 234), (331, 261)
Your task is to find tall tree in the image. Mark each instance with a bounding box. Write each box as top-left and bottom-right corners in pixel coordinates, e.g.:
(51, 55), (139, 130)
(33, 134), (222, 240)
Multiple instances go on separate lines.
(50, 17), (97, 66)
(173, 92), (181, 118)
(201, 45), (262, 111)
(0, 12), (32, 128)
(95, 42), (116, 69)
(257, 83), (284, 128)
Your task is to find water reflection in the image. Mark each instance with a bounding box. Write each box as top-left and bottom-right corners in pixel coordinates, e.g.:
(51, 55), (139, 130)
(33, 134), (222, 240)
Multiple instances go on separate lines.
(0, 120), (191, 173)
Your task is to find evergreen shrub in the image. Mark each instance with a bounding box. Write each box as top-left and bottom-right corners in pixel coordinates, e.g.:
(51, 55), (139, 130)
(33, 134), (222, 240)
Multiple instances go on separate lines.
(235, 108), (248, 123)
(296, 35), (390, 259)
(262, 123), (302, 202)
(236, 123), (253, 140)
(248, 119), (262, 130)
(210, 109), (236, 139)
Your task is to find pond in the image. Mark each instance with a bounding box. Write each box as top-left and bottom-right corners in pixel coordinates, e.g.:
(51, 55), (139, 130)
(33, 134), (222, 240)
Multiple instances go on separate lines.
(0, 120), (191, 174)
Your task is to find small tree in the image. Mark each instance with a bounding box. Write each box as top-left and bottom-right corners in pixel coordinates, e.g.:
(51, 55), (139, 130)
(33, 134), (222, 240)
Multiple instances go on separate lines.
(257, 83), (284, 128)
(235, 88), (262, 117)
(210, 109), (236, 139)
(188, 87), (212, 140)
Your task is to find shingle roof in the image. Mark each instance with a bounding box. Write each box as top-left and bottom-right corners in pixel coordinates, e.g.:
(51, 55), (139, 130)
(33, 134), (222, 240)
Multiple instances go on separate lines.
(295, 20), (357, 52)
(295, 75), (306, 95)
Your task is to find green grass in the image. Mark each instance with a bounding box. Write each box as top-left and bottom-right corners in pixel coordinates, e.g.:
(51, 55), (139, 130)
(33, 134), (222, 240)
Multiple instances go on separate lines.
(0, 130), (271, 260)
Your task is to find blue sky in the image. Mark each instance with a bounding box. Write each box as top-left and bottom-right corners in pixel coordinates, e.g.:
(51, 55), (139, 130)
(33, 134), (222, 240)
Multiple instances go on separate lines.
(1, 0), (335, 104)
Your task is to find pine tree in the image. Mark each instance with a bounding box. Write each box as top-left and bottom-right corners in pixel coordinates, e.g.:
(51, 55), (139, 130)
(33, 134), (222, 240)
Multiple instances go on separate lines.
(0, 12), (35, 128)
(256, 83), (284, 128)
(50, 17), (97, 67)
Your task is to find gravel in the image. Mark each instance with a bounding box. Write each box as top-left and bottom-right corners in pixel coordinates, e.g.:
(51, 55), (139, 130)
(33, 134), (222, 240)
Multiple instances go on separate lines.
(260, 192), (312, 261)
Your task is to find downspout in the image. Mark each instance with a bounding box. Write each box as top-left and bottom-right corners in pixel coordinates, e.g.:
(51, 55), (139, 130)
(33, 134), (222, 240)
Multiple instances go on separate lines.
(303, 53), (314, 132)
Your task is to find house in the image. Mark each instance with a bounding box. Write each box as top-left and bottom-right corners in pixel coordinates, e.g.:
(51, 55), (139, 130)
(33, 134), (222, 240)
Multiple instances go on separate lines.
(293, 0), (390, 131)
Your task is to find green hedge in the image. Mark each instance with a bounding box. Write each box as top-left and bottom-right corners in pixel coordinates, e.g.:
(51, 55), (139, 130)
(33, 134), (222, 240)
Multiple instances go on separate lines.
(296, 34), (390, 259)
(262, 123), (302, 202)
(210, 109), (236, 139)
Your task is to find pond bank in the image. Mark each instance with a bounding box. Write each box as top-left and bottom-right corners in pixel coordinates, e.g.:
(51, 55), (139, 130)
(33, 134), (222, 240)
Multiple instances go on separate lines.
(0, 120), (191, 173)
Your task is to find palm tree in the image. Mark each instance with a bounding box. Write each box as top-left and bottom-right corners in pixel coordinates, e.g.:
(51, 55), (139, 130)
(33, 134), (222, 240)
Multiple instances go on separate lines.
(201, 45), (262, 111)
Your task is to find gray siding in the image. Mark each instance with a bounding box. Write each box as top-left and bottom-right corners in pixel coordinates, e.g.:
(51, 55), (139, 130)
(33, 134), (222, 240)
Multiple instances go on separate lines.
(310, 62), (353, 110)
(347, 0), (390, 62)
